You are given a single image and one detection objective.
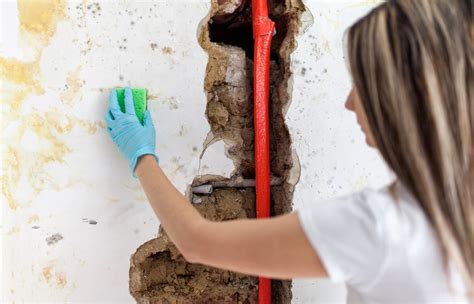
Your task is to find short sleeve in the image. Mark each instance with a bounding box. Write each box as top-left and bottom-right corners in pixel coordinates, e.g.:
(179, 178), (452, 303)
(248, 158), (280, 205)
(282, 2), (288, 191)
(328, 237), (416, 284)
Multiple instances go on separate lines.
(295, 188), (387, 285)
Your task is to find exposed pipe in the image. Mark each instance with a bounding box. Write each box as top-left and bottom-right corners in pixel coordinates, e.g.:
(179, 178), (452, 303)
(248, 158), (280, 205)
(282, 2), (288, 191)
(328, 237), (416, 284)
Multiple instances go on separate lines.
(252, 0), (275, 303)
(191, 176), (283, 194)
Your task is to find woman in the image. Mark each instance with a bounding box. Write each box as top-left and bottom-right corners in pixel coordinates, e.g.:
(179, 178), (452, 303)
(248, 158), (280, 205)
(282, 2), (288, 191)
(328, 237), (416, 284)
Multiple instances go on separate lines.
(105, 0), (472, 302)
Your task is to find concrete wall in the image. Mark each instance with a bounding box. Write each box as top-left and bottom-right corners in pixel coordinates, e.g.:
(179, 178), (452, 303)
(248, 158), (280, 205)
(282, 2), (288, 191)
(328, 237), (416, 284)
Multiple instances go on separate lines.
(1, 0), (391, 302)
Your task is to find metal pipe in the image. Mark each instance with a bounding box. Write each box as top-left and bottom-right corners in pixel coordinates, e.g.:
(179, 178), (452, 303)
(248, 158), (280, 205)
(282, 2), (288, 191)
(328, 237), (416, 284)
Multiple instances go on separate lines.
(191, 177), (283, 194)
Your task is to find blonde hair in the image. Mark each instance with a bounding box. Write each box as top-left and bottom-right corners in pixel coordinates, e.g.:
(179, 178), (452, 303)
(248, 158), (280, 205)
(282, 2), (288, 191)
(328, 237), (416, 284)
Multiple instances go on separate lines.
(346, 0), (473, 299)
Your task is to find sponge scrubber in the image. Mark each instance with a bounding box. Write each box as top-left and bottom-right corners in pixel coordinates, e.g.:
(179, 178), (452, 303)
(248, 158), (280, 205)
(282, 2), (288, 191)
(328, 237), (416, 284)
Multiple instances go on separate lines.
(116, 88), (147, 125)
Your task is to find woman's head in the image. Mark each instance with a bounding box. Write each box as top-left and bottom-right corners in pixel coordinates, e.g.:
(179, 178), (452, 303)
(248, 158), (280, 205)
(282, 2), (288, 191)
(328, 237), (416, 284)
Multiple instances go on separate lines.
(345, 0), (473, 297)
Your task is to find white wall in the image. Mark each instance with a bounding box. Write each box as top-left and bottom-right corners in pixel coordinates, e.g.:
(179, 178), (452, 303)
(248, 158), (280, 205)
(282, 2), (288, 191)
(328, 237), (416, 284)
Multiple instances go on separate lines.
(1, 0), (390, 302)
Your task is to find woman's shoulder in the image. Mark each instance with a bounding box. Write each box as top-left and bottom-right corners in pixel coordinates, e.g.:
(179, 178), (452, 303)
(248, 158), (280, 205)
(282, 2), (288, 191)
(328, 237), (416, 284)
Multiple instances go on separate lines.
(349, 181), (419, 211)
(320, 183), (401, 214)
(315, 182), (426, 241)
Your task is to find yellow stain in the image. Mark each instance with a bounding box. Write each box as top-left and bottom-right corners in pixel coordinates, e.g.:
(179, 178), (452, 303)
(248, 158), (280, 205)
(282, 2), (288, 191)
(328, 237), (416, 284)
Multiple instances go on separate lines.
(1, 0), (70, 210)
(56, 272), (67, 288)
(17, 0), (67, 44)
(2, 147), (21, 210)
(0, 58), (44, 112)
(0, 58), (40, 89)
(42, 264), (53, 282)
(41, 262), (67, 288)
(27, 214), (40, 224)
(60, 67), (84, 105)
(5, 226), (21, 235)
(2, 0), (104, 210)
(78, 120), (99, 135)
(25, 111), (74, 193)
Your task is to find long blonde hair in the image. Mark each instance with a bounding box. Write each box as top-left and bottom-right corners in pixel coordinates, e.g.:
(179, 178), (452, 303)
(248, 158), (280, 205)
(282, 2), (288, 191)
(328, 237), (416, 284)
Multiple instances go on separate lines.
(346, 0), (473, 298)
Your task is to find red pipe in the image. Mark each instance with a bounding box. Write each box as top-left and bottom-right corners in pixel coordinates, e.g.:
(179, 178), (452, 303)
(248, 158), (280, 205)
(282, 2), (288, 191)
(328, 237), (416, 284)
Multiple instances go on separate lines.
(252, 1), (275, 303)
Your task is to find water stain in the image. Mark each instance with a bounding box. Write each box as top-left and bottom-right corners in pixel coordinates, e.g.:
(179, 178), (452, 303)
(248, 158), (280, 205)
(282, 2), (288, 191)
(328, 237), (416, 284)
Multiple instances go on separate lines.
(41, 261), (67, 288)
(147, 93), (160, 100)
(1, 1), (68, 209)
(1, 1), (100, 210)
(56, 272), (67, 288)
(0, 58), (43, 111)
(60, 67), (84, 105)
(27, 214), (40, 224)
(17, 0), (67, 43)
(7, 0), (63, 98)
(5, 226), (21, 236)
(42, 264), (54, 281)
(78, 120), (100, 134)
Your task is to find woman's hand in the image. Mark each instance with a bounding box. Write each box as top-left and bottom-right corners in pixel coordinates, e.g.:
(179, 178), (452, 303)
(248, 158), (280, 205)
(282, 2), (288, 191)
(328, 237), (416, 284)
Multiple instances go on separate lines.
(105, 87), (159, 176)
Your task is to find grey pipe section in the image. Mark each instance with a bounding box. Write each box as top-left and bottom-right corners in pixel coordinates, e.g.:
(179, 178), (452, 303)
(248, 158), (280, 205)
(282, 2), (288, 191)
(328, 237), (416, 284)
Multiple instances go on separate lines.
(191, 176), (283, 194)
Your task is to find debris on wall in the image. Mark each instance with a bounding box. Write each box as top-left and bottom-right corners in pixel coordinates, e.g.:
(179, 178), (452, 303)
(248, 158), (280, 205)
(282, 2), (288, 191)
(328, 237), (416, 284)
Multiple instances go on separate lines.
(129, 0), (307, 302)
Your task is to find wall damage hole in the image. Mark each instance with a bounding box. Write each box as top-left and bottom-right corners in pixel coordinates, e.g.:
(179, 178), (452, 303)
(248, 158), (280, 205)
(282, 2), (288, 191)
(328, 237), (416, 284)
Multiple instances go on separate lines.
(130, 0), (307, 303)
(130, 187), (258, 303)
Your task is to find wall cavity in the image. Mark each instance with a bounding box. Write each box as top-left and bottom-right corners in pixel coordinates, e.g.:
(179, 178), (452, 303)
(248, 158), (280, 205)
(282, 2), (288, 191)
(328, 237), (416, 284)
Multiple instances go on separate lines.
(129, 0), (307, 302)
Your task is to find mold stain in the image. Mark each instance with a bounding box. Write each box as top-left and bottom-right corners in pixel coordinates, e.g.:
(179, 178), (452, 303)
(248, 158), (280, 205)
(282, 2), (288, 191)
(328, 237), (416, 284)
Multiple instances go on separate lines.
(1, 1), (99, 210)
(42, 264), (54, 282)
(1, 0), (68, 209)
(5, 226), (21, 236)
(17, 0), (67, 43)
(147, 93), (160, 100)
(161, 46), (174, 54)
(56, 272), (67, 288)
(0, 59), (43, 110)
(27, 214), (40, 224)
(41, 262), (67, 288)
(45, 233), (64, 245)
(60, 66), (84, 105)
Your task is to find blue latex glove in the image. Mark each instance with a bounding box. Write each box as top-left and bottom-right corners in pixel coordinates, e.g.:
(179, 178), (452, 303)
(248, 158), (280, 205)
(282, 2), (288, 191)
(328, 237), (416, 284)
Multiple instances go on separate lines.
(105, 87), (159, 177)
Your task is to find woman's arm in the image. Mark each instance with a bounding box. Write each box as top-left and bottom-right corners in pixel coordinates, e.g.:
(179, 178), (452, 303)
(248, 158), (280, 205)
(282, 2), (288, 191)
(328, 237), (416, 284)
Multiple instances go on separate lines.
(135, 154), (328, 279)
(105, 88), (327, 279)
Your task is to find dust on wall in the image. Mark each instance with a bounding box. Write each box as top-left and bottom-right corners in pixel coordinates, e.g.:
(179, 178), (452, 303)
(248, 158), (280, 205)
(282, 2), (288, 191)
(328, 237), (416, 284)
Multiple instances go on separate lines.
(129, 0), (307, 303)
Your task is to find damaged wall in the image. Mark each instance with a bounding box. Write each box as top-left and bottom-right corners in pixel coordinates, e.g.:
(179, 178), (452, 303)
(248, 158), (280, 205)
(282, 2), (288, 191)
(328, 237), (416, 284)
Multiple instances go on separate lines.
(129, 1), (304, 302)
(1, 0), (390, 303)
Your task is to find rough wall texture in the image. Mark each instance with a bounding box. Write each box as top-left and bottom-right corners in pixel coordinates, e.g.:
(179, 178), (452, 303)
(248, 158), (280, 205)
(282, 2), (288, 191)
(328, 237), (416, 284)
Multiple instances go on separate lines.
(129, 0), (307, 302)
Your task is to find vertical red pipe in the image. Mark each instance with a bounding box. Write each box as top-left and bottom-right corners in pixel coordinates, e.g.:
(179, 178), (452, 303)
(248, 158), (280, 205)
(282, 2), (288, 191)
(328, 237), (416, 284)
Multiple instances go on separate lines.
(252, 1), (275, 303)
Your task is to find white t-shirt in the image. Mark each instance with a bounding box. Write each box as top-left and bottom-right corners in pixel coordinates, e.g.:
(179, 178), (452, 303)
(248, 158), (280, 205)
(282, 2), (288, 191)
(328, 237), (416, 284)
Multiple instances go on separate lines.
(296, 183), (467, 303)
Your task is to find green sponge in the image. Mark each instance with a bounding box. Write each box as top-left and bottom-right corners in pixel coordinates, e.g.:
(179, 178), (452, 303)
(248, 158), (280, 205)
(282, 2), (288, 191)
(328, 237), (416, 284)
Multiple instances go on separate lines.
(116, 88), (147, 125)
